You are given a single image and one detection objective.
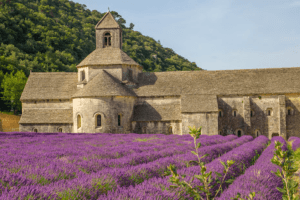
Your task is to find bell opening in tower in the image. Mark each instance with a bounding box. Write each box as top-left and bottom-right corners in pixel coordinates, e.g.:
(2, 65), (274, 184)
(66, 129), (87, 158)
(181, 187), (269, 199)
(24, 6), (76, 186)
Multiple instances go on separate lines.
(104, 32), (111, 47)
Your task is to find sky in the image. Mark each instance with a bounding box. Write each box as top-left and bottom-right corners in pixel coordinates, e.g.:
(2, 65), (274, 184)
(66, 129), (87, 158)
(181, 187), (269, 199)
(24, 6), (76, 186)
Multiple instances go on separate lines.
(73, 0), (300, 71)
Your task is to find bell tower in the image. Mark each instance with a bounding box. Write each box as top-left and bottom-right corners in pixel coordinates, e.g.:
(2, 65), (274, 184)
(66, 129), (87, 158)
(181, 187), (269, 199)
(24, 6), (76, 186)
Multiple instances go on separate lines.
(95, 9), (122, 49)
(76, 8), (143, 89)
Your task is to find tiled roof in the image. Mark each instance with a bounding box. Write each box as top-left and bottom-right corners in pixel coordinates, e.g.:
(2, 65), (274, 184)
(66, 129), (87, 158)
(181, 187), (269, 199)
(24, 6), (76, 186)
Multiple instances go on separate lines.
(132, 101), (181, 121)
(19, 109), (73, 124)
(133, 67), (300, 97)
(95, 11), (120, 29)
(181, 94), (218, 112)
(20, 72), (78, 101)
(76, 48), (141, 67)
(72, 70), (137, 98)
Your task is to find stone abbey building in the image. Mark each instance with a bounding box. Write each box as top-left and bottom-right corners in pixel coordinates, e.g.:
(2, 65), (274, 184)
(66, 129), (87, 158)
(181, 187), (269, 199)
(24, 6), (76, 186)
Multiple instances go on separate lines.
(19, 10), (300, 139)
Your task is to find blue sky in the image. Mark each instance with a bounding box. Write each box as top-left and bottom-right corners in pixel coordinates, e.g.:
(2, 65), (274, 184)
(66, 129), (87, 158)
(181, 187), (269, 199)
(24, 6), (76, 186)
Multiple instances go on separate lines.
(73, 0), (300, 71)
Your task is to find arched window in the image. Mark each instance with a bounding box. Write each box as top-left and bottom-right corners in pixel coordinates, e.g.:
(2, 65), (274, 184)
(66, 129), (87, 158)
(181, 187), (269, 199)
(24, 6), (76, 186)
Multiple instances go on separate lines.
(168, 126), (173, 134)
(286, 107), (294, 116)
(58, 128), (62, 133)
(103, 32), (111, 47)
(96, 115), (101, 126)
(118, 114), (121, 126)
(34, 129), (38, 133)
(238, 130), (241, 137)
(77, 115), (81, 129)
(81, 70), (85, 81)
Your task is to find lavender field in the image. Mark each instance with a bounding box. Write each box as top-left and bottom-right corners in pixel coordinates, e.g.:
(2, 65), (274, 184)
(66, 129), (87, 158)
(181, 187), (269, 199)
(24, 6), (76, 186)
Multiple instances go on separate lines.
(0, 132), (299, 200)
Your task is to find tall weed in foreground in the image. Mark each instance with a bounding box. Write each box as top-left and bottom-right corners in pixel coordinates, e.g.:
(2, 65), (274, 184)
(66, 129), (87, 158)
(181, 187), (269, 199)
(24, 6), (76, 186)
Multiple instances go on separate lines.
(164, 126), (255, 200)
(271, 140), (300, 200)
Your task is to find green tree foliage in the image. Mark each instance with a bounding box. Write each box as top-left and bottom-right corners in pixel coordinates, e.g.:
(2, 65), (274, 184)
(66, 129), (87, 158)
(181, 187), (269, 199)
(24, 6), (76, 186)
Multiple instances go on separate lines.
(129, 22), (134, 30)
(0, 70), (27, 114)
(0, 0), (203, 113)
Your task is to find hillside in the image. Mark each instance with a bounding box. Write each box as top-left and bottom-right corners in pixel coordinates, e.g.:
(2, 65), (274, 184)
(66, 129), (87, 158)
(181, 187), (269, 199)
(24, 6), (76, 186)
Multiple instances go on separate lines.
(0, 0), (203, 112)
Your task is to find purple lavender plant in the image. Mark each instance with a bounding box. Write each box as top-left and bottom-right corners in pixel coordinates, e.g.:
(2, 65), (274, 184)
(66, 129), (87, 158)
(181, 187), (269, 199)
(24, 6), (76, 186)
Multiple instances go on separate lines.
(164, 135), (269, 200)
(0, 133), (235, 200)
(217, 136), (287, 200)
(97, 136), (254, 200)
(288, 136), (300, 151)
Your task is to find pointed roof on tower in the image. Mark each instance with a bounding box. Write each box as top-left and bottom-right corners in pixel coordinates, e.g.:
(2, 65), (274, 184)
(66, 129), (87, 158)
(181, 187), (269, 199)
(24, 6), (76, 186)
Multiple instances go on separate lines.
(95, 10), (121, 29)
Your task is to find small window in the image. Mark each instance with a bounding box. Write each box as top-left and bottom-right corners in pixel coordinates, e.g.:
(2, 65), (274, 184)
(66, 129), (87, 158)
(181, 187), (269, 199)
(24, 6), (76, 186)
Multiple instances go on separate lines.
(219, 111), (222, 117)
(288, 109), (291, 115)
(168, 126), (173, 134)
(96, 115), (101, 126)
(142, 126), (147, 134)
(81, 70), (85, 81)
(256, 131), (259, 137)
(103, 32), (111, 47)
(238, 130), (241, 137)
(272, 133), (279, 137)
(77, 115), (81, 128)
(118, 114), (121, 126)
(268, 110), (270, 116)
(34, 129), (38, 133)
(250, 111), (253, 117)
(234, 111), (236, 117)
(58, 128), (62, 133)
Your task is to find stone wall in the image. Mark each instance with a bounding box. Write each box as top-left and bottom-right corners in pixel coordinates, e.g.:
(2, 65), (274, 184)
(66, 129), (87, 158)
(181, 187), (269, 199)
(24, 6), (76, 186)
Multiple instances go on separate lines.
(181, 112), (219, 135)
(96, 29), (121, 49)
(19, 92), (300, 139)
(80, 66), (123, 83)
(121, 65), (142, 83)
(21, 100), (72, 111)
(19, 123), (73, 133)
(285, 94), (300, 139)
(131, 120), (182, 135)
(217, 95), (287, 139)
(77, 65), (142, 88)
(73, 96), (136, 133)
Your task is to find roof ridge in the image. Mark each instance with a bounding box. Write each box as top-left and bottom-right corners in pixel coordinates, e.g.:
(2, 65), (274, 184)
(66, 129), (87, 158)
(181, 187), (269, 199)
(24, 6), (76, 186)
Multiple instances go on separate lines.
(95, 11), (120, 29)
(24, 108), (71, 109)
(31, 72), (77, 74)
(149, 66), (300, 74)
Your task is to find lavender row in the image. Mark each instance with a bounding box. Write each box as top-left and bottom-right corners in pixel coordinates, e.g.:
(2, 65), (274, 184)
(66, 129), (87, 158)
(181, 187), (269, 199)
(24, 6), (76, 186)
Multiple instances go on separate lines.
(39, 136), (249, 200)
(288, 136), (300, 151)
(0, 135), (236, 199)
(61, 135), (237, 170)
(177, 135), (270, 199)
(0, 135), (235, 185)
(100, 135), (267, 200)
(0, 135), (242, 200)
(0, 133), (224, 164)
(217, 136), (287, 200)
(2, 134), (236, 182)
(0, 134), (208, 168)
